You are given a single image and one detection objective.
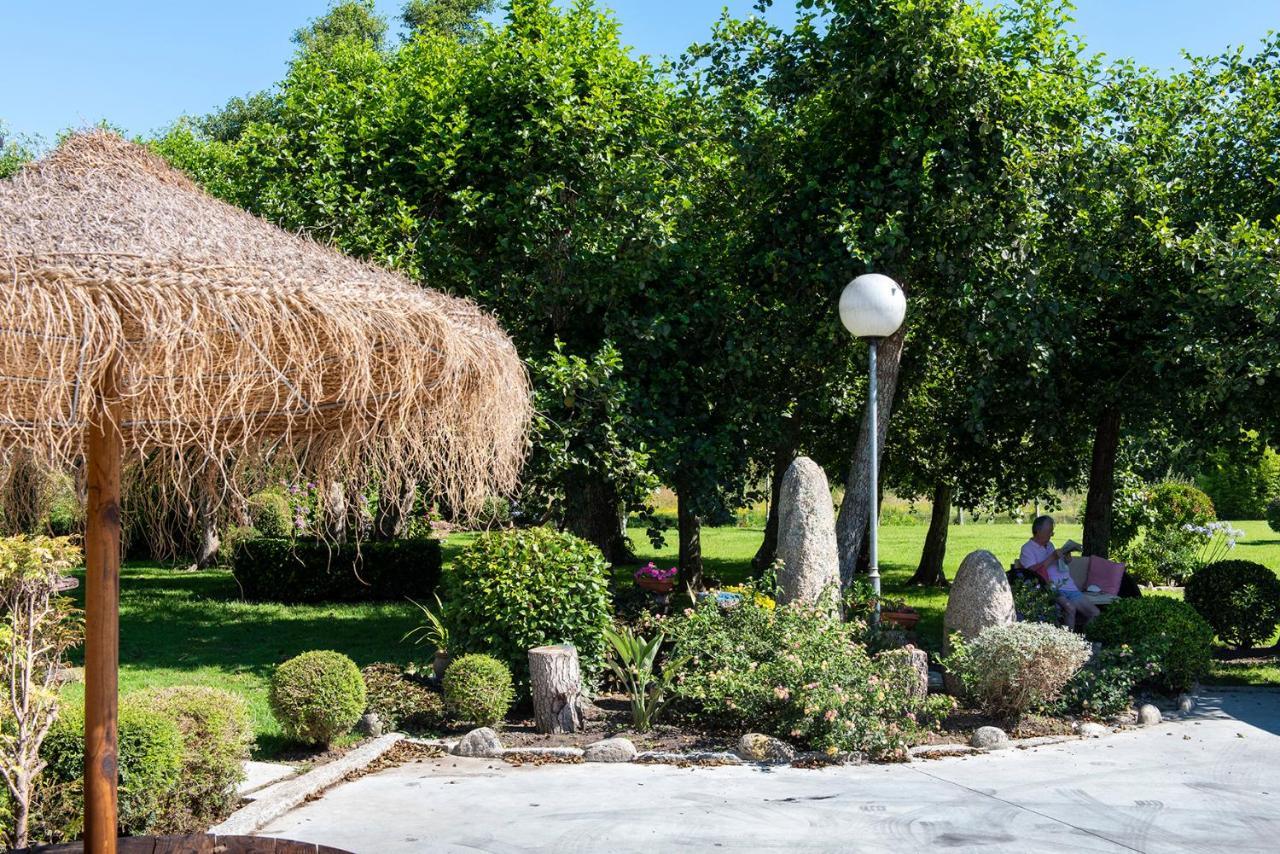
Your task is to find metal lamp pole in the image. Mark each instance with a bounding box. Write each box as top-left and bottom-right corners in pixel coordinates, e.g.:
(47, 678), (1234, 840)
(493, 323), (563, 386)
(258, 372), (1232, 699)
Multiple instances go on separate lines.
(867, 337), (880, 625)
(838, 273), (905, 629)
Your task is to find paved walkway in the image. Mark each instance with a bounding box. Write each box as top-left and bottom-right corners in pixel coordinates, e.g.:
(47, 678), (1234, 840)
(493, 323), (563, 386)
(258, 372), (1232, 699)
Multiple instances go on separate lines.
(259, 689), (1280, 853)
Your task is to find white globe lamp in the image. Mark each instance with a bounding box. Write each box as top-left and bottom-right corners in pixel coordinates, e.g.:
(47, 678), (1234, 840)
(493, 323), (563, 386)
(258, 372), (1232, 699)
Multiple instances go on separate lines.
(838, 273), (906, 623)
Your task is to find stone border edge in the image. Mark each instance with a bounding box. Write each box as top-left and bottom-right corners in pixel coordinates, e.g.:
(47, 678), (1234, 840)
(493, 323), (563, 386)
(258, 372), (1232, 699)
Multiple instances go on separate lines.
(211, 733), (405, 836)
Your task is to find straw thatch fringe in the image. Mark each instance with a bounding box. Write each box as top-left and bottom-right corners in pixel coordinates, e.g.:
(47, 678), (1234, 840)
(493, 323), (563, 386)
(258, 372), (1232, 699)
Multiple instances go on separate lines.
(0, 132), (530, 526)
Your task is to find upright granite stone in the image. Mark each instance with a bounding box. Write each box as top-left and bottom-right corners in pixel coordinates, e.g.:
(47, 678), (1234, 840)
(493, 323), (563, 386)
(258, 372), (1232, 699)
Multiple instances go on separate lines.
(943, 549), (1015, 654)
(777, 457), (840, 607)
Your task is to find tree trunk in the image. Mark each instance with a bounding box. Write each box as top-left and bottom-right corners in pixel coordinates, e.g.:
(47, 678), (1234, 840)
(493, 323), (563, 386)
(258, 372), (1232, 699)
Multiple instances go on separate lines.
(752, 439), (796, 573)
(1083, 405), (1123, 558)
(193, 464), (220, 568)
(374, 478), (416, 540)
(677, 487), (704, 592)
(564, 472), (629, 563)
(836, 329), (905, 589)
(528, 644), (584, 734)
(909, 482), (952, 587)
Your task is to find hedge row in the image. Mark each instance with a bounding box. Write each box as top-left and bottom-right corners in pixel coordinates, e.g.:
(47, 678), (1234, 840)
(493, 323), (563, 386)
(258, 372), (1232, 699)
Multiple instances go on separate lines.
(231, 536), (442, 603)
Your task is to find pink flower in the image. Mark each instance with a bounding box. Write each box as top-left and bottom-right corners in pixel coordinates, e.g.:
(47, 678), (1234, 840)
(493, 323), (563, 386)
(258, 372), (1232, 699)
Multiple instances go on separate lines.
(774, 686), (790, 700)
(824, 709), (837, 722)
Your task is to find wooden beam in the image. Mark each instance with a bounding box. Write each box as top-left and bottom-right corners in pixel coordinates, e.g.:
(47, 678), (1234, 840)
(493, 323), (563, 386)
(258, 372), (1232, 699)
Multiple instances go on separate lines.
(84, 361), (122, 854)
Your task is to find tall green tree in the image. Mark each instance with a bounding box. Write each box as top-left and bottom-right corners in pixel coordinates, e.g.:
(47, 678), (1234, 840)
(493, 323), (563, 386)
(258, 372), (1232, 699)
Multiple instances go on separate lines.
(401, 0), (494, 42)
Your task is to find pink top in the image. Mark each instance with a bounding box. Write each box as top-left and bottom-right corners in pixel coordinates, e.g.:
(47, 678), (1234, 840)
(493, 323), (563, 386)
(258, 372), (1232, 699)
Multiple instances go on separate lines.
(1020, 539), (1078, 593)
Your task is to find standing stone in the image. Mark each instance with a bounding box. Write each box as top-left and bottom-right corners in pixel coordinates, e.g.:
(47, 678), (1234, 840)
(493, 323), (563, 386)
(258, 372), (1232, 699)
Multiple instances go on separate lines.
(1137, 704), (1162, 726)
(529, 644), (584, 734)
(356, 712), (383, 737)
(943, 550), (1016, 654)
(776, 457), (840, 607)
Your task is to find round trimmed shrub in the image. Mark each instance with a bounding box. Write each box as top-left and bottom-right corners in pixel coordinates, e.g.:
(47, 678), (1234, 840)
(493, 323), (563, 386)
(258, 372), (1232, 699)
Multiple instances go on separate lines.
(445, 527), (610, 693)
(37, 699), (183, 840)
(136, 686), (254, 832)
(1267, 498), (1280, 534)
(247, 490), (292, 538)
(1149, 482), (1216, 531)
(361, 662), (445, 731)
(443, 654), (514, 727)
(1085, 597), (1213, 694)
(944, 622), (1091, 718)
(269, 650), (367, 745)
(1185, 560), (1280, 650)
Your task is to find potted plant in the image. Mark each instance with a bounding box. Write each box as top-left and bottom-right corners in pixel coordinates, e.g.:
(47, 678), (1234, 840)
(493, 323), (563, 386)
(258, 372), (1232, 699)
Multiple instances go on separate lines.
(403, 592), (451, 681)
(878, 598), (920, 630)
(634, 562), (677, 594)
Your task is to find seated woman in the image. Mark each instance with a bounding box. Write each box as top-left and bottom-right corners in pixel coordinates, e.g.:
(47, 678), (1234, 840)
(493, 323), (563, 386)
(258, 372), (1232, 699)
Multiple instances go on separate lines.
(1019, 515), (1099, 631)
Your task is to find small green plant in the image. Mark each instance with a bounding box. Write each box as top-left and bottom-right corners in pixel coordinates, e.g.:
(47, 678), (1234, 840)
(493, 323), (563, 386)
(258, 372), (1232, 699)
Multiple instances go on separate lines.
(361, 663), (445, 732)
(402, 592), (450, 654)
(944, 623), (1091, 718)
(1266, 498), (1280, 534)
(1010, 576), (1060, 624)
(445, 527), (611, 694)
(134, 686), (253, 832)
(268, 650), (367, 745)
(1085, 597), (1213, 694)
(1049, 644), (1160, 720)
(1185, 559), (1280, 650)
(602, 625), (683, 731)
(443, 654), (514, 727)
(246, 490), (292, 538)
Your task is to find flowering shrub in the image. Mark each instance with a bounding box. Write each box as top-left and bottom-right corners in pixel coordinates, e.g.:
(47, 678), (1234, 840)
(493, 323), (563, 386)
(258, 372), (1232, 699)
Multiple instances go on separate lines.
(1010, 575), (1060, 624)
(634, 562), (677, 585)
(1085, 597), (1213, 694)
(722, 585), (776, 610)
(660, 597), (927, 759)
(1117, 481), (1218, 585)
(943, 622), (1091, 718)
(1184, 559), (1280, 650)
(1183, 521), (1245, 567)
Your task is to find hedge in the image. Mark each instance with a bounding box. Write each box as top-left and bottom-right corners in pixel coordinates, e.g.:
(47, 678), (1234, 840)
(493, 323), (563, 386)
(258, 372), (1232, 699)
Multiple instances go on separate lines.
(232, 536), (441, 602)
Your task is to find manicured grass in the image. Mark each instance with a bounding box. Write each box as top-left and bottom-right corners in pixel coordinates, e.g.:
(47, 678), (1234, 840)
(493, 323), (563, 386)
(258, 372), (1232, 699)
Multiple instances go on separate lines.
(67, 519), (1280, 756)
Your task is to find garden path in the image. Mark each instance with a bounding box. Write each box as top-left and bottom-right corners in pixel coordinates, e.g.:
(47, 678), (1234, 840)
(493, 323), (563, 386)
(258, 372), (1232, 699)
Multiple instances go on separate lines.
(258, 689), (1280, 853)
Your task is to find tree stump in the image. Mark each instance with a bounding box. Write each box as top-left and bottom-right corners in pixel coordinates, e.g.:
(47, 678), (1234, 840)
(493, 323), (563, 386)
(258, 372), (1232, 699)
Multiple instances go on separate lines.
(528, 644), (584, 734)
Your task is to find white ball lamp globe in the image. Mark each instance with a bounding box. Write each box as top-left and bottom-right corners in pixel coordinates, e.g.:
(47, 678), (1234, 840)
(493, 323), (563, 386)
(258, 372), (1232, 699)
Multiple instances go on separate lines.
(839, 273), (906, 339)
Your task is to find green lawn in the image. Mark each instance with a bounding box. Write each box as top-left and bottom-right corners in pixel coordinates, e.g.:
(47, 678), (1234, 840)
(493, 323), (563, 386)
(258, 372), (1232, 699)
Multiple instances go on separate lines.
(67, 520), (1279, 756)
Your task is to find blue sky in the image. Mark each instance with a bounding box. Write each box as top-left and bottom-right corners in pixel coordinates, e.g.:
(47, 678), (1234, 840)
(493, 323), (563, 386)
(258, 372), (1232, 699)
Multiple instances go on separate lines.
(2, 1), (1276, 146)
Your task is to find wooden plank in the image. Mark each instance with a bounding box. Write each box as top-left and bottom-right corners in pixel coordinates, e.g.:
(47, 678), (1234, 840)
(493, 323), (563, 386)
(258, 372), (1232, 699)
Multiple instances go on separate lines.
(84, 361), (123, 854)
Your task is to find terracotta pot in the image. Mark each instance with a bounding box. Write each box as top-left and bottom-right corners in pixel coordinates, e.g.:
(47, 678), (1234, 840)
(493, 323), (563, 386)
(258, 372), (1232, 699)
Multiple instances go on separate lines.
(636, 576), (675, 594)
(880, 610), (920, 630)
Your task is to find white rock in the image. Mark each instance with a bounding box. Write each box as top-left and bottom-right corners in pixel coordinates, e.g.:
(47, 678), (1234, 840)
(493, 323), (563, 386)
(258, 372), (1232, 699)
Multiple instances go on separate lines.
(451, 727), (503, 758)
(971, 726), (1009, 750)
(736, 733), (796, 764)
(776, 457), (840, 608)
(1078, 722), (1109, 738)
(1138, 704), (1162, 726)
(1177, 694), (1195, 714)
(943, 550), (1015, 654)
(583, 738), (638, 763)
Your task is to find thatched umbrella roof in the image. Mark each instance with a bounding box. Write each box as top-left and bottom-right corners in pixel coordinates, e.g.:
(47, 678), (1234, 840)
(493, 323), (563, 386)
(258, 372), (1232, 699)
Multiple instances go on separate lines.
(0, 131), (529, 509)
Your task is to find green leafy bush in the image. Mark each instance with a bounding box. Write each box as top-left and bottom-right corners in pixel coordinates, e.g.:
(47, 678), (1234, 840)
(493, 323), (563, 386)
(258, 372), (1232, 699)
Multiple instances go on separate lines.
(943, 622), (1090, 718)
(1010, 576), (1060, 623)
(1085, 597), (1213, 694)
(233, 536), (442, 602)
(35, 700), (183, 841)
(1267, 498), (1280, 534)
(662, 599), (927, 759)
(361, 663), (445, 731)
(445, 527), (611, 692)
(443, 654), (514, 727)
(1185, 560), (1280, 650)
(247, 490), (292, 538)
(44, 496), (82, 537)
(135, 686), (253, 832)
(269, 650), (367, 745)
(1122, 527), (1203, 586)
(1051, 644), (1160, 720)
(1149, 482), (1216, 530)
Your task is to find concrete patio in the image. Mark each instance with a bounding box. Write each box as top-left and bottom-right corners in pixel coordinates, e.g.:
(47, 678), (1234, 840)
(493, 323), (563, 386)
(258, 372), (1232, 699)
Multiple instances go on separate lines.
(258, 689), (1280, 853)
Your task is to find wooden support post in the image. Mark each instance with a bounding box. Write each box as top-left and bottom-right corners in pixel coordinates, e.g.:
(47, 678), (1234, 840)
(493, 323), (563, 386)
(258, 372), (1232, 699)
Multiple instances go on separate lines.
(528, 644), (584, 734)
(84, 363), (122, 854)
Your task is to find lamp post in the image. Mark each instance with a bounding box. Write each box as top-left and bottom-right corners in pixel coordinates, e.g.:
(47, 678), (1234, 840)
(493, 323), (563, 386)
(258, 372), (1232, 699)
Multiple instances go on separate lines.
(839, 274), (906, 624)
